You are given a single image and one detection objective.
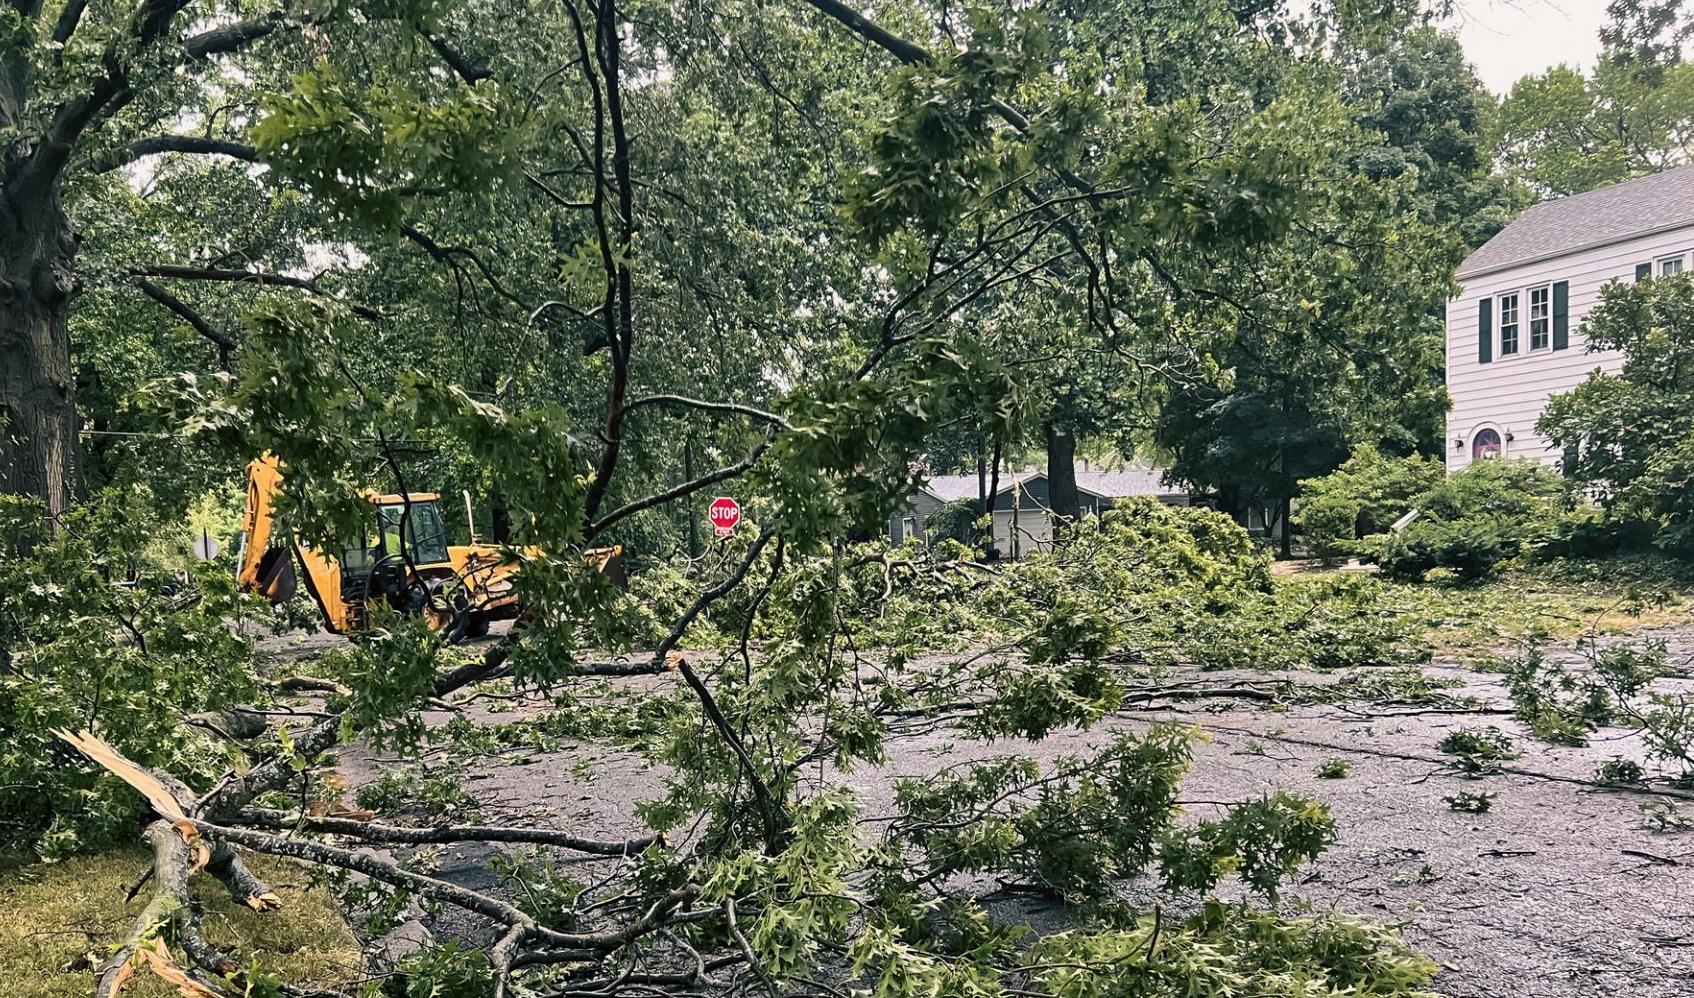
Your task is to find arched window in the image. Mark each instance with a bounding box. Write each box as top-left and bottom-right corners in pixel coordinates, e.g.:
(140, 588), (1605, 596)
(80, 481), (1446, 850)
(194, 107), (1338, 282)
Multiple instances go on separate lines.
(1472, 427), (1502, 461)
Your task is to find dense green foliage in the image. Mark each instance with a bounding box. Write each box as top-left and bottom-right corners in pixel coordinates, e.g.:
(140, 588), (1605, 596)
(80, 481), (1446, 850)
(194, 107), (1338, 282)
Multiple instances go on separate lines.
(1295, 445), (1444, 559)
(1542, 273), (1694, 556)
(0, 492), (272, 857)
(1297, 452), (1565, 581)
(25, 2), (1694, 997)
(1370, 459), (1563, 581)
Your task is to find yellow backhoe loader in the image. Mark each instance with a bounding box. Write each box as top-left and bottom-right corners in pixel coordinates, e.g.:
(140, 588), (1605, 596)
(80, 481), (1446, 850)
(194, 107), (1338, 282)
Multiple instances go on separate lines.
(237, 455), (619, 640)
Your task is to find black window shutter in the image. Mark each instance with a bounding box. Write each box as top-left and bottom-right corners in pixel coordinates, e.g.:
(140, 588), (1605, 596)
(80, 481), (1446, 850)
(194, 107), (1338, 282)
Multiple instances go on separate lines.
(1552, 280), (1569, 350)
(1477, 298), (1492, 364)
(1637, 262), (1653, 281)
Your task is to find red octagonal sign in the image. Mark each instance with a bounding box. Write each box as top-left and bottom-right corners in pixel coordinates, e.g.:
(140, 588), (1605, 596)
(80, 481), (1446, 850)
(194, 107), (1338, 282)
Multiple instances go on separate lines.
(709, 496), (741, 538)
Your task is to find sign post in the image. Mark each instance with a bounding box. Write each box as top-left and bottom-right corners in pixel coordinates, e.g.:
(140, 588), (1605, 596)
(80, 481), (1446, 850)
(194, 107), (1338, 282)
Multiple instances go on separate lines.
(708, 496), (741, 538)
(192, 528), (221, 561)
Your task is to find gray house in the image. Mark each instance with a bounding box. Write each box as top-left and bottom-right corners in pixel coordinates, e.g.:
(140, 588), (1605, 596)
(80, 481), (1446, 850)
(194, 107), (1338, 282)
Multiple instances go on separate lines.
(890, 465), (1195, 559)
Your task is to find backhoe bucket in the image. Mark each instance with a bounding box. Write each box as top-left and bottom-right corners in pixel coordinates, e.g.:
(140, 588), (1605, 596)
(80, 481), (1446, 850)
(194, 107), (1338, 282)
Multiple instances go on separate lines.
(254, 547), (297, 604)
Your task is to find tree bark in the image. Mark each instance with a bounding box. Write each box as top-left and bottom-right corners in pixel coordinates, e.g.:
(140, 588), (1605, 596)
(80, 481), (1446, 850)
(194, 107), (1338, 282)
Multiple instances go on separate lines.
(1279, 494), (1293, 560)
(0, 187), (78, 517)
(1045, 420), (1080, 528)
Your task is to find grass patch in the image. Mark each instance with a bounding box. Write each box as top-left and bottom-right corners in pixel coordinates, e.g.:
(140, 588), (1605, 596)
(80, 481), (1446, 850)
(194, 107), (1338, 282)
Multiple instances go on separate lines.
(1278, 557), (1694, 662)
(0, 847), (360, 998)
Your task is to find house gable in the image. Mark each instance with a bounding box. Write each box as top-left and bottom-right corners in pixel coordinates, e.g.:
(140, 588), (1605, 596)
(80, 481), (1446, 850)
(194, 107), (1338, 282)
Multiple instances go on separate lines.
(1446, 171), (1694, 473)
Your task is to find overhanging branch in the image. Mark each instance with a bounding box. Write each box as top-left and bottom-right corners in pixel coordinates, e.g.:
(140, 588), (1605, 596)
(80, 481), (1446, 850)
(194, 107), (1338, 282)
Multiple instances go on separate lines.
(800, 0), (929, 65)
(422, 27), (493, 84)
(88, 134), (258, 174)
(182, 13), (287, 59)
(134, 277), (236, 369)
(619, 394), (790, 429)
(132, 264), (386, 321)
(400, 223), (531, 312)
(50, 0), (86, 45)
(588, 427), (778, 540)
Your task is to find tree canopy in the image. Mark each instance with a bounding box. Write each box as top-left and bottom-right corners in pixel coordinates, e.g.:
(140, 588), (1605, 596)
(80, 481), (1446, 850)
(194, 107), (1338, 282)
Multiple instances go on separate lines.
(3, 3), (1689, 997)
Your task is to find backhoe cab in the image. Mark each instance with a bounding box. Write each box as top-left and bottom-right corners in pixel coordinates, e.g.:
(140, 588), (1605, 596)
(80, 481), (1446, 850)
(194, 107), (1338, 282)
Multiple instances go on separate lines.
(238, 455), (596, 641)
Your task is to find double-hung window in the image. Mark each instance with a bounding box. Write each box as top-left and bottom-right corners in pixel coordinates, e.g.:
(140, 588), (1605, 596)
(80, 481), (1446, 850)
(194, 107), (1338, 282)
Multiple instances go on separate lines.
(1662, 255), (1686, 277)
(1498, 292), (1520, 356)
(1528, 285), (1551, 351)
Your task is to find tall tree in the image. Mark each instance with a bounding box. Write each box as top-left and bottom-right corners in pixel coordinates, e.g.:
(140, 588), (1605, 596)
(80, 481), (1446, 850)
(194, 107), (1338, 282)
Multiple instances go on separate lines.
(0, 2), (302, 515)
(1496, 0), (1694, 196)
(3, 4), (1470, 996)
(1139, 10), (1470, 551)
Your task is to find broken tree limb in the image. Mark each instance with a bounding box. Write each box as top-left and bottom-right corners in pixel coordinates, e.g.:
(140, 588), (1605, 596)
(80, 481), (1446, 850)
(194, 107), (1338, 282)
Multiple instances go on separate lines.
(95, 821), (212, 998)
(490, 923), (527, 998)
(187, 707), (271, 740)
(206, 840), (282, 911)
(195, 820), (543, 930)
(56, 729), (280, 913)
(273, 675), (352, 695)
(1191, 721), (1694, 802)
(194, 820), (697, 957)
(231, 808), (660, 856)
(203, 635), (521, 820)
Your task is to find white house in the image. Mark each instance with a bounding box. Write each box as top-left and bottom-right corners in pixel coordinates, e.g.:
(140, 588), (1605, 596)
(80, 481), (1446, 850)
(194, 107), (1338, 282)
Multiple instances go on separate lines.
(1447, 165), (1694, 472)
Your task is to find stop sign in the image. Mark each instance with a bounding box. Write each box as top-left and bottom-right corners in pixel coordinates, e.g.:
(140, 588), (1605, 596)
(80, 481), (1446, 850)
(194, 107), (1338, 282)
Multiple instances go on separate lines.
(708, 496), (741, 537)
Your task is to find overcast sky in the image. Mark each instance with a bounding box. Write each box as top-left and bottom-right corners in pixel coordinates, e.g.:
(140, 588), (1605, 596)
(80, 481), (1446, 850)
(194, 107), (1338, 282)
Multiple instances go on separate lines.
(1445, 0), (1608, 94)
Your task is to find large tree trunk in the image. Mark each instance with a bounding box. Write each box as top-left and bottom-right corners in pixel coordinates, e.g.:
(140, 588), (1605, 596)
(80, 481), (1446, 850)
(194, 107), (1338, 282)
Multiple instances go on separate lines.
(0, 187), (78, 518)
(1045, 420), (1080, 528)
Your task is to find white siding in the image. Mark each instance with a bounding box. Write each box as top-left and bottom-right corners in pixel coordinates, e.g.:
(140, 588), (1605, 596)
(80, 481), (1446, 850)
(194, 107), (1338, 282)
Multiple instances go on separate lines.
(1446, 226), (1694, 472)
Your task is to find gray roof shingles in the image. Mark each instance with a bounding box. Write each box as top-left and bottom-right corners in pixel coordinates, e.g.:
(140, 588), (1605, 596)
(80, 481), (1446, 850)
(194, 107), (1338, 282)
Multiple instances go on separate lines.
(1458, 165), (1694, 279)
(918, 467), (1180, 502)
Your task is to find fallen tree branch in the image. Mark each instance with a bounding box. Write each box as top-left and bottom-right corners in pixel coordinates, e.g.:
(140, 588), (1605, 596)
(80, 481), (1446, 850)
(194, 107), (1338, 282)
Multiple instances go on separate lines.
(232, 808), (660, 856)
(95, 821), (212, 998)
(1190, 722), (1694, 802)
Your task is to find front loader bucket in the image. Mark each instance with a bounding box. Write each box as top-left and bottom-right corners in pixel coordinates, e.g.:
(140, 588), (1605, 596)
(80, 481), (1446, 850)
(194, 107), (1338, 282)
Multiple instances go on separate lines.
(254, 547), (297, 604)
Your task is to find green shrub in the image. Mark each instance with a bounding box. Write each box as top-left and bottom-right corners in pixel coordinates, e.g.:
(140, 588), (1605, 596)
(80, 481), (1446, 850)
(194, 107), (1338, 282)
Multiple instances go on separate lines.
(1540, 274), (1694, 559)
(1372, 458), (1564, 581)
(1419, 458), (1561, 521)
(1295, 445), (1443, 559)
(1379, 516), (1516, 582)
(1628, 431), (1694, 558)
(1536, 503), (1658, 560)
(1296, 500), (1361, 560)
(923, 498), (979, 544)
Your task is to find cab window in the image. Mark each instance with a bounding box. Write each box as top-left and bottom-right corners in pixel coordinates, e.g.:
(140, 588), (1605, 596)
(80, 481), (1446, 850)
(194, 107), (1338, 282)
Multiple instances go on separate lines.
(376, 503), (450, 565)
